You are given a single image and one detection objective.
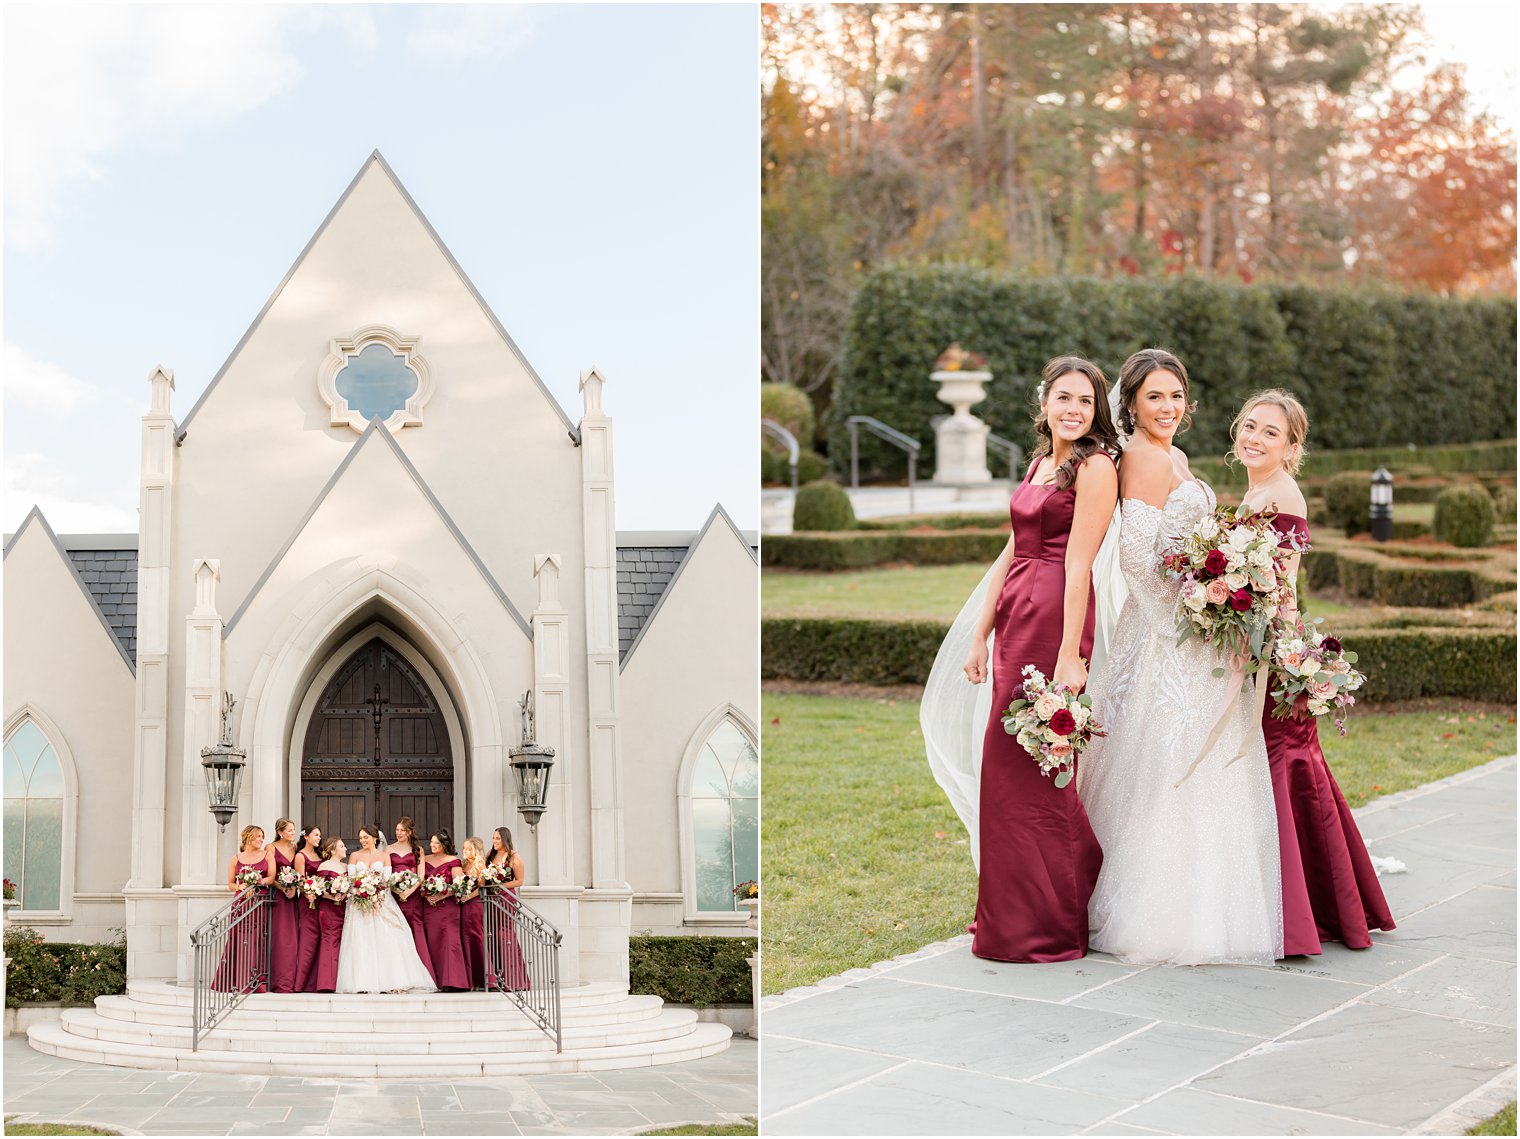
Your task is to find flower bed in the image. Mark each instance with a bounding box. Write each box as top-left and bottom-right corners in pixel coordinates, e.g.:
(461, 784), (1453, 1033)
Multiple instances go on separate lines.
(4, 927), (126, 1009)
(628, 935), (755, 1008)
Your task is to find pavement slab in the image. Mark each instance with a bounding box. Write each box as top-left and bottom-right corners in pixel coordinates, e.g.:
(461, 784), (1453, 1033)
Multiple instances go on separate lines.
(760, 755), (1518, 1135)
(0, 1036), (755, 1135)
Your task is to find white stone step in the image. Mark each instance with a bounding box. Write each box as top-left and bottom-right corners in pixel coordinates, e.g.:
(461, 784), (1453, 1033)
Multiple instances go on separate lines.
(27, 1018), (732, 1077)
(64, 1004), (697, 1054)
(123, 978), (628, 1011)
(92, 991), (665, 1032)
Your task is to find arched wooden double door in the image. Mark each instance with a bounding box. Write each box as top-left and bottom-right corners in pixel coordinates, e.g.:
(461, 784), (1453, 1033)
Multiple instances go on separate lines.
(301, 638), (454, 846)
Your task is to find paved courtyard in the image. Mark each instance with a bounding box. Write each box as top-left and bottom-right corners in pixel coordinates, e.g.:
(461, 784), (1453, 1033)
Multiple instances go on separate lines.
(761, 756), (1516, 1136)
(2, 1037), (755, 1136)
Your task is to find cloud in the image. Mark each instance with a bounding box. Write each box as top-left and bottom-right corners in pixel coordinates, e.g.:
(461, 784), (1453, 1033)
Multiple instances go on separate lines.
(3, 6), (377, 251)
(410, 5), (541, 61)
(4, 452), (137, 534)
(3, 344), (100, 414)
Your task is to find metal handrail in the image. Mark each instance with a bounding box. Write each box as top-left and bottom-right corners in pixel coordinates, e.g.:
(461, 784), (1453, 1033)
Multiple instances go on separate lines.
(190, 887), (272, 1051)
(762, 419), (801, 493)
(846, 415), (921, 514)
(482, 887), (562, 1052)
(986, 433), (1024, 480)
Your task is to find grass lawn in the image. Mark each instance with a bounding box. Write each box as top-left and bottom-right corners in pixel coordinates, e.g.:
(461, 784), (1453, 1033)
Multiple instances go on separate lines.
(764, 562), (1359, 621)
(3, 1122), (118, 1136)
(1468, 1101), (1516, 1135)
(761, 690), (1516, 994)
(639, 1123), (757, 1136)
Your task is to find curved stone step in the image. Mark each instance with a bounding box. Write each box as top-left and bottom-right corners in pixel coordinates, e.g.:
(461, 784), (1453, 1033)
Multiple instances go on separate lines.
(123, 978), (628, 1011)
(62, 1004), (697, 1054)
(27, 1018), (732, 1077)
(92, 991), (665, 1032)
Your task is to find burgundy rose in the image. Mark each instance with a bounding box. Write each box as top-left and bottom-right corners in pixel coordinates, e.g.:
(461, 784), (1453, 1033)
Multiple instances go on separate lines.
(1048, 708), (1077, 736)
(1229, 589), (1253, 612)
(1202, 549), (1229, 576)
(1320, 636), (1343, 654)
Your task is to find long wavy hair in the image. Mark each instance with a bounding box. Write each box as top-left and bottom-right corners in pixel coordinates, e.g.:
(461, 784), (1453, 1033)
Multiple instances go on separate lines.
(1030, 355), (1120, 490)
(1116, 348), (1195, 439)
(491, 826), (515, 868)
(394, 816), (425, 865)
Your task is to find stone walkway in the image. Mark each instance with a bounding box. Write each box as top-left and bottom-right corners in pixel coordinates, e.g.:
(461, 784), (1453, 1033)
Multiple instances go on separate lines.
(761, 756), (1516, 1135)
(2, 1037), (755, 1135)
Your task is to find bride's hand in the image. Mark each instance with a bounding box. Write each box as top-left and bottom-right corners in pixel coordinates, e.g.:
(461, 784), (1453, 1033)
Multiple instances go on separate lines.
(1053, 657), (1087, 693)
(963, 640), (989, 684)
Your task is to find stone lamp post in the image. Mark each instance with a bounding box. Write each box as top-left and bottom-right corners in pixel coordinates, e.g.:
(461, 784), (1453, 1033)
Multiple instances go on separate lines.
(931, 344), (993, 486)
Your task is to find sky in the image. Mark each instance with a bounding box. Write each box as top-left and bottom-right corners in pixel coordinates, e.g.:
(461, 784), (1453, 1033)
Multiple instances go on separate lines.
(2, 4), (759, 535)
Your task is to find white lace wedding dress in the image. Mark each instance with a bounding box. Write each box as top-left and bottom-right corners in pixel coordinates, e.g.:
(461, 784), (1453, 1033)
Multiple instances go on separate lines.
(1078, 480), (1283, 966)
(334, 863), (437, 994)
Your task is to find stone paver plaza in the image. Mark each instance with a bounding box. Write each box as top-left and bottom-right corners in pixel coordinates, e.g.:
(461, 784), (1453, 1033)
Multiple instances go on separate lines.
(2, 1037), (755, 1135)
(762, 757), (1516, 1135)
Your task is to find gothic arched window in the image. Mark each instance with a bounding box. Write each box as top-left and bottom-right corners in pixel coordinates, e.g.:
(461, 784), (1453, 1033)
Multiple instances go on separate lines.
(3, 717), (67, 912)
(681, 710), (758, 916)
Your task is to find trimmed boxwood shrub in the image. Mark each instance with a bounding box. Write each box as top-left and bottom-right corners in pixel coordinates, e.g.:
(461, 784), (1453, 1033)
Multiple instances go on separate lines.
(1434, 483), (1497, 548)
(761, 381), (817, 444)
(761, 447), (828, 486)
(762, 531), (1007, 570)
(1324, 471), (1371, 536)
(792, 480), (856, 532)
(629, 935), (755, 1008)
(833, 265), (1516, 479)
(761, 616), (1514, 702)
(4, 927), (127, 1008)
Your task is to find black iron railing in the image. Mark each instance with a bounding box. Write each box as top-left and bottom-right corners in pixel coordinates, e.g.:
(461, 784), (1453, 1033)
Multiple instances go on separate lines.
(483, 887), (562, 1052)
(190, 887), (271, 1051)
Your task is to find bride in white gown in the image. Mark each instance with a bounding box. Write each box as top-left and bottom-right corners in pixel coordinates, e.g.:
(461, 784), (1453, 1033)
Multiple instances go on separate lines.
(335, 823), (437, 994)
(1079, 349), (1283, 966)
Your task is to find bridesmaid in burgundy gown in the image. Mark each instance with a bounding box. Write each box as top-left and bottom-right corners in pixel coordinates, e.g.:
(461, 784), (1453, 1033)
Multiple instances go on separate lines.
(389, 817), (435, 984)
(214, 825), (272, 992)
(964, 357), (1119, 963)
(265, 819), (301, 993)
(313, 836), (349, 993)
(293, 824), (324, 991)
(459, 837), (487, 990)
(1233, 390), (1395, 953)
(487, 827), (529, 991)
(422, 830), (470, 991)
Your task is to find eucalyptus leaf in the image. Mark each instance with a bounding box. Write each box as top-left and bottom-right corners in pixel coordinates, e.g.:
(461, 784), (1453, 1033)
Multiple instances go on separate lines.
(1054, 768), (1073, 789)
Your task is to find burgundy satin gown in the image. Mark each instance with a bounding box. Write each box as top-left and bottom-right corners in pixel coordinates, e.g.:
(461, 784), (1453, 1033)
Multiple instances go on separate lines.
(460, 889), (485, 990)
(390, 849), (436, 983)
(422, 858), (471, 991)
(972, 456), (1107, 963)
(294, 852), (322, 991)
(268, 847), (300, 993)
(314, 866), (346, 993)
(1266, 513), (1396, 954)
(212, 857), (269, 993)
(489, 887), (530, 991)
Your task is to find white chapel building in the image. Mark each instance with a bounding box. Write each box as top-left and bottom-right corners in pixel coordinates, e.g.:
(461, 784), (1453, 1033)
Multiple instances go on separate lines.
(3, 152), (759, 1011)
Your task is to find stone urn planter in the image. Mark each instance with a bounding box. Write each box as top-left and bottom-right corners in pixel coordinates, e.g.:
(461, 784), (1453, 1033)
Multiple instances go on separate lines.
(931, 368), (993, 486)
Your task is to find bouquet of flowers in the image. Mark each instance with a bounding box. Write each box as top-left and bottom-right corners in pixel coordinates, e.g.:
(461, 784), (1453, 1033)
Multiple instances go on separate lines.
(1269, 621), (1365, 735)
(1161, 507), (1305, 671)
(276, 865), (301, 893)
(233, 866), (264, 892)
(733, 879), (759, 901)
(324, 874), (351, 903)
(3, 878), (16, 901)
(300, 874), (325, 909)
(1000, 665), (1105, 788)
(448, 874), (477, 901)
(348, 867), (387, 912)
(422, 874), (450, 903)
(390, 869), (421, 898)
(480, 863), (508, 888)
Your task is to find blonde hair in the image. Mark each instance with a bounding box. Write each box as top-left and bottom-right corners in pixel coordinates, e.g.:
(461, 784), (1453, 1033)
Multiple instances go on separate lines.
(463, 836), (485, 873)
(274, 817), (295, 841)
(1231, 389), (1309, 476)
(238, 825), (264, 852)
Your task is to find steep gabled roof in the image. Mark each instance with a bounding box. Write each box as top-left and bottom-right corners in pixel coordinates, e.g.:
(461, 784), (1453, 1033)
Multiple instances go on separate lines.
(2, 508), (137, 674)
(175, 150), (577, 444)
(222, 419), (532, 639)
(619, 503), (756, 670)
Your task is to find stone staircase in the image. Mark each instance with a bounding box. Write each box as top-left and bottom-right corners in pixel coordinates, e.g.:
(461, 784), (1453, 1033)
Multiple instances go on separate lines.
(27, 979), (731, 1076)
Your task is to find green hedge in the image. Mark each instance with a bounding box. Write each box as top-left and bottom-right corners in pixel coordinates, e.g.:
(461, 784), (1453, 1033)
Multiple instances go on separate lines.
(4, 927), (127, 1009)
(834, 265), (1516, 477)
(629, 935), (755, 1008)
(1434, 483), (1497, 548)
(1301, 539), (1515, 607)
(762, 448), (829, 486)
(762, 615), (1513, 702)
(793, 480), (857, 531)
(762, 531), (1008, 570)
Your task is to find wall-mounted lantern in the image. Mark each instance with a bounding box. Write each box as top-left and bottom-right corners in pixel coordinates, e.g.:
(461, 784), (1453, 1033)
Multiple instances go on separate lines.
(509, 690), (556, 832)
(200, 693), (246, 832)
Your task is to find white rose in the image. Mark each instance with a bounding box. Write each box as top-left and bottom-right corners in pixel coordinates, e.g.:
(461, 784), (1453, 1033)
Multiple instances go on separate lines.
(1183, 585), (1208, 612)
(1227, 527), (1255, 551)
(1249, 545), (1273, 569)
(1071, 704), (1091, 727)
(1034, 691), (1064, 720)
(1223, 571), (1248, 590)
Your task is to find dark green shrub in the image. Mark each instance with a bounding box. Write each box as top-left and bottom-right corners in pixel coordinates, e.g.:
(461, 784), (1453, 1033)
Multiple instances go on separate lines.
(1434, 483), (1497, 548)
(761, 381), (816, 444)
(762, 617), (948, 683)
(761, 531), (1006, 570)
(1371, 564), (1480, 607)
(1492, 484), (1518, 524)
(1340, 628), (1517, 701)
(792, 480), (856, 532)
(1324, 471), (1372, 535)
(761, 448), (828, 486)
(629, 935), (755, 1007)
(4, 927), (127, 1008)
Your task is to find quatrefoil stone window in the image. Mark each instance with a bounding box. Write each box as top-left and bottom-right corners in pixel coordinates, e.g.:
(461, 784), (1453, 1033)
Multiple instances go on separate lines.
(318, 326), (434, 434)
